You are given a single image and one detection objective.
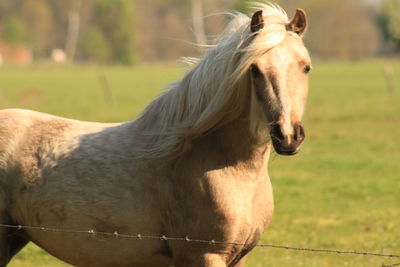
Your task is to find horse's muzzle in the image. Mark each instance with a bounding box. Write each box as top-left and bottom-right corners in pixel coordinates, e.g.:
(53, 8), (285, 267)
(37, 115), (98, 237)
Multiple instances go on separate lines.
(270, 123), (305, 156)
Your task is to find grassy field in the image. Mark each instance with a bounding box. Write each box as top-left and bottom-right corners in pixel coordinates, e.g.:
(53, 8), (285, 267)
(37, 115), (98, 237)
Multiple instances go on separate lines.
(1, 61), (400, 267)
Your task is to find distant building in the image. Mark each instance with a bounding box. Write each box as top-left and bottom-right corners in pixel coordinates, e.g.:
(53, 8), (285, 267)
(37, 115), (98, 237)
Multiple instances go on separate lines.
(0, 40), (33, 65)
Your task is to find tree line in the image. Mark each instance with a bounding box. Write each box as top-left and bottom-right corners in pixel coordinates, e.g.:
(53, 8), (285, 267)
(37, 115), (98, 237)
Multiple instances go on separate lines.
(0, 0), (399, 64)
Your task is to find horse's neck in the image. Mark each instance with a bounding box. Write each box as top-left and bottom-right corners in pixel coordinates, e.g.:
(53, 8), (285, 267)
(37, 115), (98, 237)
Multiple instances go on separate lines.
(202, 118), (271, 170)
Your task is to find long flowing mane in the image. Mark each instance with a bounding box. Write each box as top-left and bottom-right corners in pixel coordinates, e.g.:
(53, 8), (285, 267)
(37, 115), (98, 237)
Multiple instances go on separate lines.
(134, 3), (290, 159)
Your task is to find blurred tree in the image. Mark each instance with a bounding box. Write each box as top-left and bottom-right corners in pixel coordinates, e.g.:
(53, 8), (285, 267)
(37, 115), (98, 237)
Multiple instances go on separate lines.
(192, 0), (207, 46)
(42, 0), (70, 48)
(2, 17), (28, 45)
(65, 9), (80, 62)
(0, 0), (11, 21)
(0, 0), (388, 62)
(233, 0), (252, 14)
(302, 0), (380, 59)
(134, 0), (194, 59)
(94, 0), (137, 64)
(45, 0), (83, 62)
(21, 0), (54, 56)
(379, 0), (400, 51)
(80, 26), (110, 62)
(235, 0), (380, 59)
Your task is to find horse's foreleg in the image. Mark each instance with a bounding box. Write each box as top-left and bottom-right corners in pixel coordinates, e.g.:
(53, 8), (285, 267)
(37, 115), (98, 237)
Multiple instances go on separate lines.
(0, 218), (10, 267)
(0, 208), (29, 266)
(230, 255), (247, 267)
(0, 203), (9, 266)
(0, 224), (29, 266)
(8, 234), (29, 259)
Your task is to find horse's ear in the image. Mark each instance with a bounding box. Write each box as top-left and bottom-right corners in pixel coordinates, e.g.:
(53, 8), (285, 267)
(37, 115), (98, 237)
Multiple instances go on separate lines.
(287, 8), (307, 36)
(250, 10), (264, 33)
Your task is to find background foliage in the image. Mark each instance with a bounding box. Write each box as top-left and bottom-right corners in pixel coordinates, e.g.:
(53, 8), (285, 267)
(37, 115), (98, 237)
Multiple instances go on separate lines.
(0, 0), (398, 64)
(379, 0), (400, 51)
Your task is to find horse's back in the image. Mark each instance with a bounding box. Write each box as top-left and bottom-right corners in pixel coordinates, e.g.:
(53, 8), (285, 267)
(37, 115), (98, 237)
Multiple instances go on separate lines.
(0, 108), (115, 210)
(0, 109), (37, 168)
(1, 109), (69, 173)
(0, 108), (125, 185)
(0, 109), (71, 212)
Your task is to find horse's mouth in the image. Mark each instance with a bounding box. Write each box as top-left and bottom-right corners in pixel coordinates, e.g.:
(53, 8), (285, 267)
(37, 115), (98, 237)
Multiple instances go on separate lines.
(269, 123), (304, 156)
(271, 140), (300, 156)
(274, 148), (299, 156)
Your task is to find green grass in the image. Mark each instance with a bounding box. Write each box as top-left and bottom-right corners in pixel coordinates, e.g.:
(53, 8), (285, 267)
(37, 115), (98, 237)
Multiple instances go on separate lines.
(2, 61), (400, 267)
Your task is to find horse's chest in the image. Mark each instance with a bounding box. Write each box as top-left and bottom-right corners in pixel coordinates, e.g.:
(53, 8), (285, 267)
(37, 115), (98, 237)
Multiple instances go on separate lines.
(167, 171), (274, 249)
(212, 175), (273, 264)
(214, 176), (273, 239)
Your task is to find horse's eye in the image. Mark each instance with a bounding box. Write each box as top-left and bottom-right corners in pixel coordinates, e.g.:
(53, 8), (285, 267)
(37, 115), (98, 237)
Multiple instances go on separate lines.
(304, 65), (311, 74)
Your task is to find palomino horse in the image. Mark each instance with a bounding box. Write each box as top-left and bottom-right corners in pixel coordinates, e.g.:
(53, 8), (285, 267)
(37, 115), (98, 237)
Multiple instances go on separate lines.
(0, 4), (311, 267)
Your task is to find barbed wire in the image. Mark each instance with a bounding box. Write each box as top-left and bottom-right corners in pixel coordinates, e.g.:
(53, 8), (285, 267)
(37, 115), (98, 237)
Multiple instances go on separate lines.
(0, 223), (399, 266)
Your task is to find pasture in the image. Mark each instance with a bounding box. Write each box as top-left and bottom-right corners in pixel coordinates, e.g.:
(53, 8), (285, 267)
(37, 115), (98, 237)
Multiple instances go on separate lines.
(1, 61), (399, 267)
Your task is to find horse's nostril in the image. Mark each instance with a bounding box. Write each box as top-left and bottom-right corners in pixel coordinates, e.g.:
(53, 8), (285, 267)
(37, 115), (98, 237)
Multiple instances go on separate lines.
(294, 127), (300, 141)
(294, 123), (305, 143)
(271, 124), (284, 141)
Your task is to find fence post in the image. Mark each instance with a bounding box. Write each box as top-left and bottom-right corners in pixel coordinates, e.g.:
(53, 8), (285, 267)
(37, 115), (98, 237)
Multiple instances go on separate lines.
(383, 64), (397, 96)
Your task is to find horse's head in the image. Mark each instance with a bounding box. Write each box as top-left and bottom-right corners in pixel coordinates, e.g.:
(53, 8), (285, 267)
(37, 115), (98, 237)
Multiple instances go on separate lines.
(249, 8), (310, 156)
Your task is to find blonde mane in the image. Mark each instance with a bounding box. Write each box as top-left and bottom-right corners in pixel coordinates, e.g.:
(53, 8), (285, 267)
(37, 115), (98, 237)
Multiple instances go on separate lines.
(134, 3), (290, 159)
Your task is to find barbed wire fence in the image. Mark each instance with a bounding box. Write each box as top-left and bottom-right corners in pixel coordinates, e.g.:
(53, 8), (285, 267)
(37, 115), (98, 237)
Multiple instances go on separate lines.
(0, 223), (399, 267)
